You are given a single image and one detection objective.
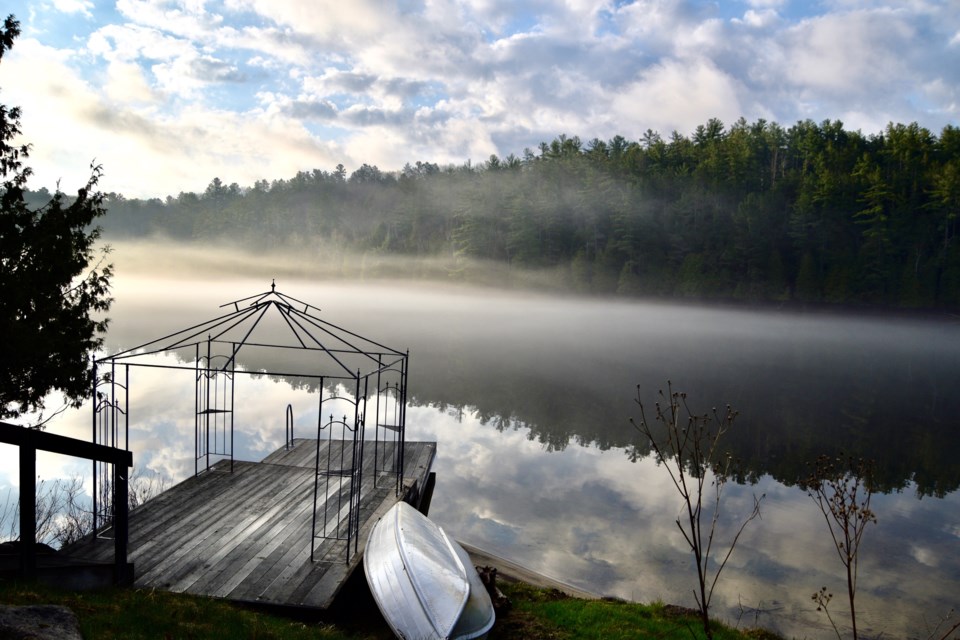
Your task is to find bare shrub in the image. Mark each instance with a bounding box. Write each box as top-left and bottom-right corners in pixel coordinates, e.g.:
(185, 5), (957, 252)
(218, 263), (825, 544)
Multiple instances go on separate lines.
(631, 382), (764, 640)
(128, 467), (167, 511)
(803, 454), (877, 640)
(0, 466), (166, 549)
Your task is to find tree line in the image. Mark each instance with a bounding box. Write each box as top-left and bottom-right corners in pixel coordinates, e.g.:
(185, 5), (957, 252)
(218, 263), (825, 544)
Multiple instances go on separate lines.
(68, 117), (960, 308)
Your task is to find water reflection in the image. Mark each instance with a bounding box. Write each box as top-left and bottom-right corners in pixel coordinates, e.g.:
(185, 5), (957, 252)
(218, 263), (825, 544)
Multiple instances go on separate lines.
(2, 242), (958, 639)
(420, 406), (960, 638)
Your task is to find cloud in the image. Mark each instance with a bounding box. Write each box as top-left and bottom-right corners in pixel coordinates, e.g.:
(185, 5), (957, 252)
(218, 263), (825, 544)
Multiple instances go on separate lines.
(188, 55), (246, 83)
(610, 57), (744, 136)
(103, 61), (161, 104)
(52, 0), (95, 17)
(87, 23), (194, 64)
(1, 0), (957, 198)
(115, 0), (224, 40)
(618, 0), (706, 53)
(2, 38), (343, 196)
(310, 70), (376, 95)
(203, 24), (318, 68)
(783, 9), (912, 96)
(230, 0), (398, 46)
(735, 9), (781, 28)
(1, 38), (114, 189)
(148, 57), (230, 98)
(285, 98), (339, 121)
(768, 5), (960, 130)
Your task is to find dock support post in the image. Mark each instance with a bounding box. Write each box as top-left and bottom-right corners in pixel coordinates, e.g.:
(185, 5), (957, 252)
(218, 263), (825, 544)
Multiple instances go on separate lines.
(114, 461), (130, 585)
(18, 433), (36, 581)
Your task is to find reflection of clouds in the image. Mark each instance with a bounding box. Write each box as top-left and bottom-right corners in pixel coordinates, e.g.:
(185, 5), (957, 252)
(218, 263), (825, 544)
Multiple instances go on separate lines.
(409, 403), (960, 640)
(0, 445), (18, 490)
(1, 415), (94, 491)
(0, 351), (332, 489)
(3, 401), (956, 639)
(421, 403), (707, 600)
(911, 545), (936, 567)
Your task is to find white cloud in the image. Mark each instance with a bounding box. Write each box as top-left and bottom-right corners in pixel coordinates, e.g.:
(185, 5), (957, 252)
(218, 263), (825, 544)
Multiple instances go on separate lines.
(149, 52), (243, 98)
(0, 39), (110, 187)
(736, 8), (781, 28)
(618, 0), (703, 53)
(52, 0), (95, 17)
(0, 0), (957, 198)
(610, 57), (744, 136)
(115, 0), (224, 40)
(216, 25), (314, 66)
(784, 9), (912, 96)
(233, 0), (397, 43)
(2, 37), (345, 196)
(104, 61), (160, 104)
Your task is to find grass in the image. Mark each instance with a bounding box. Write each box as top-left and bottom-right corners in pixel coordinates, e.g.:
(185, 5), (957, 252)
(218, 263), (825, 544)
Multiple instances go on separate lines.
(491, 581), (784, 640)
(0, 578), (785, 639)
(0, 580), (360, 640)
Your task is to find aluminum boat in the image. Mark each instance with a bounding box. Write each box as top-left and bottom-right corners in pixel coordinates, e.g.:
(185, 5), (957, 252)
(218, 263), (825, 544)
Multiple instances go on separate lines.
(364, 501), (495, 639)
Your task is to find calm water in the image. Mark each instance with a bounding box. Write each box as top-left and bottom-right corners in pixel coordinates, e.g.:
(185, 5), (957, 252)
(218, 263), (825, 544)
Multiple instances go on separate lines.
(3, 242), (959, 639)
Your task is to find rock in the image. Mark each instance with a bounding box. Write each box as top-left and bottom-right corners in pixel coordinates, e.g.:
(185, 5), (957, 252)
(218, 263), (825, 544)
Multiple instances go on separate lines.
(0, 605), (82, 640)
(477, 565), (512, 613)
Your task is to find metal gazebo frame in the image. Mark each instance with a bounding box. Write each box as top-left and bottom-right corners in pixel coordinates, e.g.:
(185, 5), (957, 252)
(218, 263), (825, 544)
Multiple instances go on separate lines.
(90, 282), (409, 560)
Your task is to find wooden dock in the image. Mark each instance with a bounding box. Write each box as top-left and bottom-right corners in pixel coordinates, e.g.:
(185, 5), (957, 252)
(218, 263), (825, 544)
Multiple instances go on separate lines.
(62, 439), (436, 609)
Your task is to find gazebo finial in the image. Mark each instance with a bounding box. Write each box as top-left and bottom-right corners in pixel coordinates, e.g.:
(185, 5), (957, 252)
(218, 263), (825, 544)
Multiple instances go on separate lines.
(271, 279), (276, 292)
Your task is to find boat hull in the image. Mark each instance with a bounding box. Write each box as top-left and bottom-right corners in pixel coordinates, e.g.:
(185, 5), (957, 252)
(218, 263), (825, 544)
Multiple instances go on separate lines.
(364, 501), (495, 640)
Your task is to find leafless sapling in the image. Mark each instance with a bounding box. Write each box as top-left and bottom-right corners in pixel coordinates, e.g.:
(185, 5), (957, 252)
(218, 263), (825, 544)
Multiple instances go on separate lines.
(804, 454), (877, 640)
(631, 382), (764, 640)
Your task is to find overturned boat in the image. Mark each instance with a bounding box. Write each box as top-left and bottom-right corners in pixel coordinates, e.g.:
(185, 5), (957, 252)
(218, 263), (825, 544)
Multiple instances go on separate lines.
(364, 501), (495, 639)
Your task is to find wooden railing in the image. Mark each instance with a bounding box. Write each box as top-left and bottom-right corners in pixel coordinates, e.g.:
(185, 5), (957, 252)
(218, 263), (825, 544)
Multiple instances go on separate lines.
(0, 421), (133, 585)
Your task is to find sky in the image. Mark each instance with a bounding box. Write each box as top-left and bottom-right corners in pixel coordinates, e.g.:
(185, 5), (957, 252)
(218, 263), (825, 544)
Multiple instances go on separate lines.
(0, 0), (958, 199)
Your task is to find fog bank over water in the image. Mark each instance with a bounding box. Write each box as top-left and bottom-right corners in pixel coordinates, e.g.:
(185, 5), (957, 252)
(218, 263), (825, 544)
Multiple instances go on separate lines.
(105, 240), (960, 493)
(3, 240), (959, 639)
(108, 238), (578, 294)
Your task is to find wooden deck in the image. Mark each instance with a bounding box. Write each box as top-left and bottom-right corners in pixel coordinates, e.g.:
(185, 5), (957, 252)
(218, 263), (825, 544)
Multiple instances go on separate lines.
(62, 439), (436, 609)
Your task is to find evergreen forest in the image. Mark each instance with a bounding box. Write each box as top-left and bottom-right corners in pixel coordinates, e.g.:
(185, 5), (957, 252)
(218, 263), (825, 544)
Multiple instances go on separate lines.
(43, 117), (960, 309)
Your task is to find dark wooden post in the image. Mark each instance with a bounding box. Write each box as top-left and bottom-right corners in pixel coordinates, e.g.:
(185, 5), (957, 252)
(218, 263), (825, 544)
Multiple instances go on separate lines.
(2, 422), (133, 586)
(113, 462), (130, 585)
(18, 430), (36, 581)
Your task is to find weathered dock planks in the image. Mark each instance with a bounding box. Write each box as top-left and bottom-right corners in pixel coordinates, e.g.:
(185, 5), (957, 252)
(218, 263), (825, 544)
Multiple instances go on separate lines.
(62, 439), (436, 609)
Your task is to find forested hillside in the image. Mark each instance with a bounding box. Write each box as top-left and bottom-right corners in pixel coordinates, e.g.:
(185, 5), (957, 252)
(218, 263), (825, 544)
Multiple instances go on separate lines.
(61, 117), (960, 308)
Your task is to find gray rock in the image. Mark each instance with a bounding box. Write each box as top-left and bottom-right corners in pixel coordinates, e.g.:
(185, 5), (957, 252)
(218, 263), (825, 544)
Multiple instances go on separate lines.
(0, 605), (82, 640)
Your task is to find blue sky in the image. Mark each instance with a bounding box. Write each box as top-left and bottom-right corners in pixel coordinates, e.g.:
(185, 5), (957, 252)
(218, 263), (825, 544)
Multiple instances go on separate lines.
(1, 0), (958, 198)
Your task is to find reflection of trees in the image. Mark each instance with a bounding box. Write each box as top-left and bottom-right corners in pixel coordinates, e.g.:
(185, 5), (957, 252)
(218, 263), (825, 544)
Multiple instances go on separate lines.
(107, 311), (960, 498)
(401, 324), (960, 498)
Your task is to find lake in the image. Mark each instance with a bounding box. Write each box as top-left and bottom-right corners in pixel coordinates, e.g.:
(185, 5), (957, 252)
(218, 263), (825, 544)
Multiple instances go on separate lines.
(3, 241), (959, 639)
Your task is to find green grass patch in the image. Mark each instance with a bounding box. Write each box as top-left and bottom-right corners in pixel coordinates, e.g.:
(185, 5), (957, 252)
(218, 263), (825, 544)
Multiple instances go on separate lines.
(0, 578), (784, 640)
(494, 581), (784, 640)
(0, 580), (368, 640)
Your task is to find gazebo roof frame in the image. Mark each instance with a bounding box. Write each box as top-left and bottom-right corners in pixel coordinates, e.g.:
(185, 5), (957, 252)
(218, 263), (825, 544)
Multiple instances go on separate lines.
(96, 281), (408, 381)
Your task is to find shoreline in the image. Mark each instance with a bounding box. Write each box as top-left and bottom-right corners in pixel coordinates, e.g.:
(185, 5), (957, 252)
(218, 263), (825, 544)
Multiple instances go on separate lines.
(460, 541), (601, 601)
